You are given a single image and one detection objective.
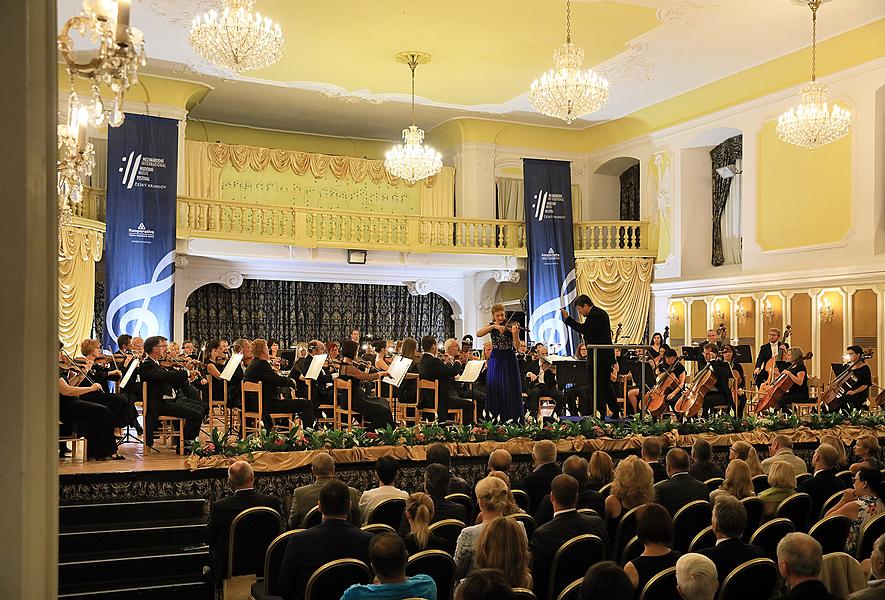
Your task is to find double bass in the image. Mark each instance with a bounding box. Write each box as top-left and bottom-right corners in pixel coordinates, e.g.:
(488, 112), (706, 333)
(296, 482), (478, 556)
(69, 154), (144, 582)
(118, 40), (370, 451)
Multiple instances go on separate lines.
(675, 362), (717, 418)
(755, 351), (813, 413)
(755, 325), (791, 388)
(643, 356), (684, 417)
(818, 350), (873, 410)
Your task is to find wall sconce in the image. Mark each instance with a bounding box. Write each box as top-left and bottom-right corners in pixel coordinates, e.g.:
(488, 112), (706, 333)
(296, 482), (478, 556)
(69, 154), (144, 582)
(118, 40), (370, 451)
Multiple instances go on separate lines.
(735, 303), (749, 324)
(818, 297), (835, 324)
(668, 305), (680, 323)
(713, 302), (726, 323)
(760, 299), (774, 323)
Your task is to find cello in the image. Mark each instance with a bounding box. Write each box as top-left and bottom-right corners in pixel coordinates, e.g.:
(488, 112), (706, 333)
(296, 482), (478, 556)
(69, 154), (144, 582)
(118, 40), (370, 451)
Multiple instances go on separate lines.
(675, 361), (717, 418)
(818, 350), (873, 410)
(643, 356), (684, 417)
(755, 351), (813, 413)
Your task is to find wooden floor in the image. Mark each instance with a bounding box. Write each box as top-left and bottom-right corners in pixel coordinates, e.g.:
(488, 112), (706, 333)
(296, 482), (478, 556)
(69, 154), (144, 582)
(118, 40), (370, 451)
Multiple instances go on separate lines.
(58, 440), (193, 475)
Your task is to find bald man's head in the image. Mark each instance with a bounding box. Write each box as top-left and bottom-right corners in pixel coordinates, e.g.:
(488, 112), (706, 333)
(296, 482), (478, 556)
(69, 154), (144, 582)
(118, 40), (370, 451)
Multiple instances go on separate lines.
(488, 449), (512, 472)
(311, 453), (335, 478)
(228, 460), (254, 490)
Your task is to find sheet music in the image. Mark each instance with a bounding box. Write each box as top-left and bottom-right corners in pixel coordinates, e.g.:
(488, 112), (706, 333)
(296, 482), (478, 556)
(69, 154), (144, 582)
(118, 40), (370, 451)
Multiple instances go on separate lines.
(383, 356), (413, 388)
(120, 358), (139, 388)
(220, 353), (243, 381)
(456, 359), (485, 383)
(304, 354), (328, 380)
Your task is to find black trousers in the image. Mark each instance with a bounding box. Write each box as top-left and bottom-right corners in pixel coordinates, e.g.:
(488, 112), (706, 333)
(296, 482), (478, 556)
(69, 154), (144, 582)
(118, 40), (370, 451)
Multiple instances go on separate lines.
(702, 391), (732, 418)
(349, 393), (394, 430)
(527, 385), (566, 415)
(157, 399), (204, 446)
(60, 397), (116, 459)
(263, 398), (315, 429)
(81, 390), (132, 428)
(563, 385), (584, 416)
(441, 395), (478, 425)
(777, 391), (809, 413)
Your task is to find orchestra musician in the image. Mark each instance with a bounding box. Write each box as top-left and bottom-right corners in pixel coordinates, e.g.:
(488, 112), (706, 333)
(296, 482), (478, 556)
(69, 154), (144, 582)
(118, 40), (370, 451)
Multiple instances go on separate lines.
(244, 338), (315, 428)
(561, 294), (618, 417)
(660, 348), (686, 409)
(299, 340), (334, 411)
(647, 332), (670, 370)
(774, 347), (810, 412)
(350, 329), (361, 343)
(113, 334), (142, 400)
(77, 338), (140, 432)
(699, 343), (734, 418)
(525, 343), (566, 416)
(418, 335), (478, 424)
(182, 340), (199, 361)
(721, 344), (747, 417)
(698, 330), (722, 354)
(444, 337), (486, 408)
(204, 339), (231, 407)
(839, 345), (873, 411)
(336, 339), (394, 430)
(754, 328), (786, 387)
(395, 337), (421, 405)
(476, 303), (523, 422)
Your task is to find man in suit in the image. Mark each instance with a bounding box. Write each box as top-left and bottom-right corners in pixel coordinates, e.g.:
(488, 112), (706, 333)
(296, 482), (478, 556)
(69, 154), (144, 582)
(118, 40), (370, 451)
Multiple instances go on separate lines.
(287, 453), (361, 528)
(525, 343), (567, 416)
(698, 495), (766, 584)
(514, 439), (561, 514)
(531, 474), (608, 600)
(534, 455), (604, 525)
(245, 338), (315, 428)
(426, 443), (470, 495)
(277, 480), (374, 600)
(207, 461), (282, 583)
(561, 294), (617, 418)
(655, 448), (711, 516)
(849, 533), (885, 600)
(642, 436), (669, 483)
(487, 448), (512, 475)
(139, 336), (205, 451)
(799, 444), (847, 519)
(418, 335), (476, 424)
(762, 434), (809, 476)
(699, 343), (735, 418)
(754, 328), (785, 387)
(690, 439), (724, 482)
(397, 463), (467, 536)
(777, 533), (840, 600)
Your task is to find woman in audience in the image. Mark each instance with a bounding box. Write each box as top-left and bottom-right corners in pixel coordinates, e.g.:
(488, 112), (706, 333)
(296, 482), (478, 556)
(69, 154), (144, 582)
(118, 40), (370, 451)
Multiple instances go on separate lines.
(605, 455), (654, 527)
(624, 503), (681, 597)
(826, 467), (885, 555)
(402, 492), (447, 555)
(454, 476), (527, 578)
(710, 459), (755, 502)
(454, 568), (515, 600)
(850, 435), (881, 473)
(729, 441), (764, 477)
(820, 434), (849, 469)
(758, 461), (797, 517)
(589, 450), (615, 491)
(476, 472), (523, 523)
(580, 561), (635, 600)
(475, 516), (532, 589)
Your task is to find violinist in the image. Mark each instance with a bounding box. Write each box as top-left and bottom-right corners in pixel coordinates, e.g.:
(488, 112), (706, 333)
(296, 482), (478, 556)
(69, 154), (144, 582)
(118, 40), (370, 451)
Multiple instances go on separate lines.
(699, 343), (734, 418)
(839, 345), (872, 411)
(476, 303), (523, 422)
(268, 339), (285, 371)
(337, 339), (394, 429)
(525, 343), (566, 416)
(204, 339), (231, 407)
(300, 340), (333, 410)
(446, 337), (486, 408)
(418, 335), (477, 424)
(325, 341), (340, 374)
(660, 348), (686, 409)
(753, 328), (786, 387)
(374, 340), (393, 372)
(396, 337), (422, 405)
(228, 338), (252, 403)
(78, 338), (140, 432)
(721, 344), (747, 417)
(773, 347), (810, 412)
(244, 338), (314, 428)
(182, 340), (199, 361)
(113, 334), (142, 399)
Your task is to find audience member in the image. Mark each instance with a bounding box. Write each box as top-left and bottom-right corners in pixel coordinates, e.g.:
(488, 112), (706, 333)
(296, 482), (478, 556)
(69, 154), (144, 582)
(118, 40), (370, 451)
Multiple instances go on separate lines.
(513, 439), (561, 514)
(340, 532), (438, 600)
(690, 439), (724, 482)
(799, 444), (847, 519)
(759, 461), (798, 517)
(277, 480), (374, 600)
(624, 503), (681, 595)
(589, 450), (615, 491)
(851, 436), (881, 473)
(488, 448), (512, 474)
(848, 533), (885, 600)
(402, 492), (448, 555)
(777, 533), (840, 600)
(710, 459), (755, 503)
(580, 561), (635, 600)
(676, 553), (719, 600)
(399, 463), (467, 536)
(762, 435), (809, 476)
(359, 455), (409, 524)
(535, 455), (604, 525)
(655, 449), (710, 516)
(826, 467), (885, 556)
(606, 455), (654, 526)
(454, 568), (515, 600)
(476, 516), (532, 589)
(426, 443), (470, 495)
(479, 471), (523, 522)
(207, 461), (282, 583)
(730, 441), (764, 477)
(531, 474), (608, 599)
(820, 435), (849, 470)
(698, 496), (765, 583)
(643, 437), (669, 483)
(288, 453), (361, 528)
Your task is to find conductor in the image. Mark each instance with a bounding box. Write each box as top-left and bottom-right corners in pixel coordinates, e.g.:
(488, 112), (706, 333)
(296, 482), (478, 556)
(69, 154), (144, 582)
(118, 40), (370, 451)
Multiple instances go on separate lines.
(561, 294), (619, 418)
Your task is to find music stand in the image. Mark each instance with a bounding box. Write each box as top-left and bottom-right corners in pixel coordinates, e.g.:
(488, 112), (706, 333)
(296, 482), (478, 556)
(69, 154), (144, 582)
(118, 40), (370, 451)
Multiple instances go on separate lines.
(831, 363), (849, 378)
(681, 346), (701, 363)
(556, 360), (589, 387)
(733, 345), (753, 364)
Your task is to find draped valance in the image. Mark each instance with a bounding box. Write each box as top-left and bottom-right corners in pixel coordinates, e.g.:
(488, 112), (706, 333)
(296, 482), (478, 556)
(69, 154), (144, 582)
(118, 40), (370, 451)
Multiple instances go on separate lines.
(58, 220), (104, 355)
(576, 257), (655, 344)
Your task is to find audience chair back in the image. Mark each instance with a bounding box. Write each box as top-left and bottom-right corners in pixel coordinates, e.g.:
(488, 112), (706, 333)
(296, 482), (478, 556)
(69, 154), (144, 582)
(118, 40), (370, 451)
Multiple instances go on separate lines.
(796, 473), (813, 485)
(554, 579), (582, 600)
(302, 505), (322, 529)
(752, 474), (770, 495)
(749, 518), (795, 560)
(549, 534), (605, 600)
(428, 519), (467, 556)
(808, 514), (852, 555)
(821, 491), (845, 520)
(775, 492), (813, 532)
(406, 549), (456, 600)
(361, 523), (396, 535)
(577, 508), (600, 518)
(740, 497), (764, 542)
(614, 505), (643, 563)
(705, 478), (725, 493)
(621, 535), (643, 566)
(253, 529), (300, 600)
(334, 378), (361, 430)
(673, 500), (712, 552)
(857, 513), (885, 560)
(599, 482), (614, 496)
(508, 513), (537, 542)
(445, 493), (475, 525)
(226, 506), (285, 579)
(367, 498), (407, 530)
(512, 489), (531, 512)
(717, 558), (779, 600)
(836, 470), (855, 488)
(639, 565), (680, 600)
(688, 525), (717, 552)
(241, 381), (264, 439)
(512, 588), (538, 600)
(304, 558), (371, 600)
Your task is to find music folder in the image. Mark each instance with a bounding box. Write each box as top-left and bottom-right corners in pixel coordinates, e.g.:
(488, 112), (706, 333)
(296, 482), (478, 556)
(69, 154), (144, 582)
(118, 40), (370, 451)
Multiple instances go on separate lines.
(733, 344), (753, 364)
(303, 354), (328, 380)
(219, 353), (243, 381)
(383, 356), (413, 388)
(681, 346), (701, 362)
(456, 359), (485, 384)
(120, 358), (140, 389)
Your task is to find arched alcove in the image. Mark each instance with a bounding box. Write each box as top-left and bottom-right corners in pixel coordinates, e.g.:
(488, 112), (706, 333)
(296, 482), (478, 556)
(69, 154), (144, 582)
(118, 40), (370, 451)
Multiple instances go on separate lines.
(588, 156), (640, 221)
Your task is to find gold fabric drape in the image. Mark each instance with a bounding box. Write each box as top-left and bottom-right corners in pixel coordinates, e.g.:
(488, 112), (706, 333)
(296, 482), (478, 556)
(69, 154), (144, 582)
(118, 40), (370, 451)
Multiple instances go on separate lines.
(58, 221), (104, 355)
(576, 257), (654, 343)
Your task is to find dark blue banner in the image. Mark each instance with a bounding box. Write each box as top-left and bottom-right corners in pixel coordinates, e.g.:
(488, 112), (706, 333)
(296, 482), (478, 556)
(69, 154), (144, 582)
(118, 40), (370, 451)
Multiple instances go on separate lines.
(104, 113), (178, 351)
(523, 158), (577, 356)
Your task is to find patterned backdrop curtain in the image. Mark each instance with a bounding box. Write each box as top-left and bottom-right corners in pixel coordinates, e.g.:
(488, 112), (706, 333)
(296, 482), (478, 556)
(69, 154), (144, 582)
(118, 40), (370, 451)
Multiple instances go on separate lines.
(184, 279), (454, 345)
(619, 163), (640, 221)
(710, 135), (743, 266)
(93, 280), (105, 343)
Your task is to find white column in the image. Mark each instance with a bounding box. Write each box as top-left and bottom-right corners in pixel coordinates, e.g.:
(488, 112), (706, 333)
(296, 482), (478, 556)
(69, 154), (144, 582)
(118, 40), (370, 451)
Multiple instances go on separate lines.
(782, 291), (794, 329)
(729, 294), (741, 344)
(683, 297), (695, 346)
(875, 285), (885, 384)
(752, 292), (765, 349)
(703, 296), (715, 330)
(808, 288), (822, 376)
(452, 143), (497, 219)
(842, 287), (854, 349)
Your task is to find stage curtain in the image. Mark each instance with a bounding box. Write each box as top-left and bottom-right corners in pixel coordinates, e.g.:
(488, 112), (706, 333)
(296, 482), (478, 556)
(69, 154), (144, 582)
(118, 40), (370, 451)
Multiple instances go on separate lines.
(575, 257), (654, 343)
(619, 163), (640, 221)
(710, 135), (742, 266)
(58, 222), (104, 355)
(184, 279), (455, 345)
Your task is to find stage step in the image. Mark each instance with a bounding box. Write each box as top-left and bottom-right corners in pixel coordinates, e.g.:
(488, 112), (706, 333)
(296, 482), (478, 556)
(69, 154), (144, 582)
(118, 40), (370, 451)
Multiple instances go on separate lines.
(60, 498), (207, 531)
(58, 576), (213, 600)
(59, 522), (207, 560)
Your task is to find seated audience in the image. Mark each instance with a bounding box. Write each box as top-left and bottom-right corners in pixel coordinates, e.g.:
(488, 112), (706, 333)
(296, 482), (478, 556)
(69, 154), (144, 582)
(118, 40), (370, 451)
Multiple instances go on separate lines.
(820, 435), (850, 471)
(513, 439), (561, 514)
(777, 532), (840, 600)
(589, 450), (615, 491)
(761, 435), (809, 476)
(340, 532), (438, 600)
(455, 568), (515, 600)
(798, 443), (846, 519)
(402, 492), (448, 555)
(698, 496), (765, 583)
(851, 436), (881, 473)
(643, 437), (669, 483)
(730, 441), (764, 477)
(288, 453), (361, 528)
(207, 461), (282, 583)
(531, 474), (609, 599)
(277, 480), (374, 600)
(848, 533), (885, 600)
(655, 448), (710, 516)
(759, 461), (798, 517)
(676, 553), (719, 600)
(580, 561), (635, 600)
(475, 516), (532, 589)
(454, 476), (527, 579)
(359, 455), (409, 524)
(478, 471), (523, 523)
(488, 448), (512, 474)
(426, 443), (470, 495)
(710, 459), (755, 503)
(826, 467), (885, 556)
(606, 455), (655, 527)
(690, 439), (724, 482)
(534, 455), (604, 525)
(624, 503), (682, 595)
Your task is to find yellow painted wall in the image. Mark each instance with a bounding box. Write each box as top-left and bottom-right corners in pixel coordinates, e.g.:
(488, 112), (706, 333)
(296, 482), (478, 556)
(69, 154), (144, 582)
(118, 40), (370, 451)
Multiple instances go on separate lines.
(790, 294), (812, 361)
(762, 295), (784, 334)
(711, 297), (731, 340)
(690, 300), (707, 343)
(818, 291), (844, 380)
(756, 120), (852, 251)
(853, 289), (879, 382)
(736, 297), (756, 345)
(668, 301), (685, 345)
(59, 65), (211, 111)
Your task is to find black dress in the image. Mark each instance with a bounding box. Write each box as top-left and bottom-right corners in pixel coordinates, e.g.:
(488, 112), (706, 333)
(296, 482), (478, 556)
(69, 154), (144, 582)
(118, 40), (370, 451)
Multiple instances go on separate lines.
(402, 532), (448, 555)
(630, 550), (682, 598)
(59, 369), (117, 459)
(777, 362), (809, 411)
(845, 364), (873, 411)
(338, 364), (394, 430)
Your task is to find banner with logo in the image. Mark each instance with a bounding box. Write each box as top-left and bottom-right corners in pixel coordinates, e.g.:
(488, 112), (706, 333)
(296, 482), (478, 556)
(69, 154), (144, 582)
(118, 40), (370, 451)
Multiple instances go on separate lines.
(523, 158), (577, 356)
(103, 113), (178, 351)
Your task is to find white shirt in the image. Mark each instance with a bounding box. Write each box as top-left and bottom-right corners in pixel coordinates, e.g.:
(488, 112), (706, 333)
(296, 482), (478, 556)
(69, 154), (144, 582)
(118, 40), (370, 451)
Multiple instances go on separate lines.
(769, 342), (780, 359)
(358, 485), (408, 524)
(553, 508), (577, 518)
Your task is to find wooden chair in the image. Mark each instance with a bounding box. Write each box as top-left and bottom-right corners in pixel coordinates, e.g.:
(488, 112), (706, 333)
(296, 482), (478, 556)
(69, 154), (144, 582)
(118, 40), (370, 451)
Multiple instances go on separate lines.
(250, 529), (300, 600)
(741, 497), (765, 542)
(397, 379), (420, 427)
(775, 492), (813, 532)
(809, 514), (851, 555)
(673, 500), (712, 552)
(717, 558), (779, 600)
(241, 381), (264, 438)
(334, 378), (361, 430)
(142, 382), (186, 454)
(428, 519), (466, 556)
(549, 534), (605, 600)
(406, 549), (456, 600)
(418, 378), (440, 423)
(304, 558), (371, 600)
(206, 372), (228, 435)
(689, 525), (717, 552)
(58, 421), (86, 462)
(749, 518), (795, 560)
(309, 382), (336, 428)
(639, 566), (679, 600)
(224, 506), (284, 597)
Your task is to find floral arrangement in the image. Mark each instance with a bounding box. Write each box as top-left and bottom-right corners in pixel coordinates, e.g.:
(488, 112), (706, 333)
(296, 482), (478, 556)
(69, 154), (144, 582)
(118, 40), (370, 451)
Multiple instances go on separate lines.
(188, 409), (885, 458)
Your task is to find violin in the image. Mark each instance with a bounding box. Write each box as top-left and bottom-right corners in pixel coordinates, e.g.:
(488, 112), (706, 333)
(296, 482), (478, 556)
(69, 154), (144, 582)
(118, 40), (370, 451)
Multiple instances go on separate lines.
(755, 351), (813, 413)
(819, 350), (873, 410)
(643, 357), (684, 417)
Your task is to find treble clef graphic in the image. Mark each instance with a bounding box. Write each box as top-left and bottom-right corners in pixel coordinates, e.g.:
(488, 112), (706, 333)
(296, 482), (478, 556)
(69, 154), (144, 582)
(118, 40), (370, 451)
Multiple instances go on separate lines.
(528, 268), (578, 355)
(106, 250), (176, 342)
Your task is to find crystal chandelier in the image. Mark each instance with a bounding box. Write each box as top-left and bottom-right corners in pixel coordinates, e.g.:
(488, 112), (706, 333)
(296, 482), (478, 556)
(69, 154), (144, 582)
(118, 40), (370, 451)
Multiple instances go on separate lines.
(190, 0), (284, 73)
(384, 52), (443, 184)
(57, 106), (95, 225)
(529, 0), (609, 124)
(777, 0), (851, 150)
(58, 0), (146, 127)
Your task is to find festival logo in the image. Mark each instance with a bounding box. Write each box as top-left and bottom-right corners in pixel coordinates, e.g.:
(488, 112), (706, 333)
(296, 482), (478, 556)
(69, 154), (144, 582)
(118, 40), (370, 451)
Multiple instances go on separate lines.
(105, 250), (176, 342)
(118, 150), (168, 190)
